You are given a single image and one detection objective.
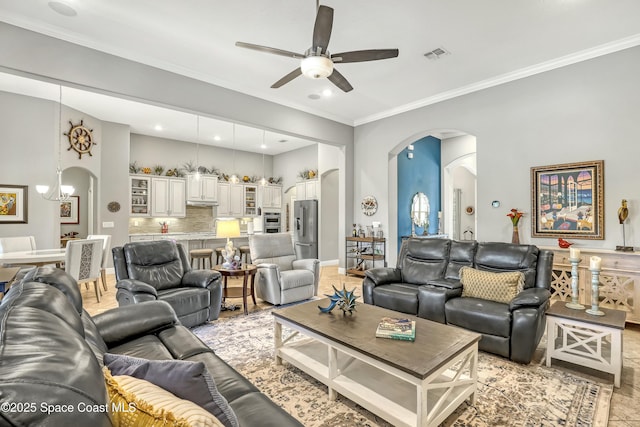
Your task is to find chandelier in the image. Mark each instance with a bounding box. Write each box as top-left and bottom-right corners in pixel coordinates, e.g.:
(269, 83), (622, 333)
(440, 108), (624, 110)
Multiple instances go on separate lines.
(36, 86), (75, 201)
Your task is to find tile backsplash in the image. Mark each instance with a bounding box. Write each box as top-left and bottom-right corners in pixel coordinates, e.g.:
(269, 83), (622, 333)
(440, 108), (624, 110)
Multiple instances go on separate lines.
(128, 206), (253, 234)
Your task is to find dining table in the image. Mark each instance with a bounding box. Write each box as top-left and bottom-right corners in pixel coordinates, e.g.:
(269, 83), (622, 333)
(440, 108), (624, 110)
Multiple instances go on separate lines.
(0, 248), (66, 267)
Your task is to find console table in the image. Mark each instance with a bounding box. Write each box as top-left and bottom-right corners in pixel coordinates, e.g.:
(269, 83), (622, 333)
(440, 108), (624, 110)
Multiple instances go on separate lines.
(543, 246), (640, 323)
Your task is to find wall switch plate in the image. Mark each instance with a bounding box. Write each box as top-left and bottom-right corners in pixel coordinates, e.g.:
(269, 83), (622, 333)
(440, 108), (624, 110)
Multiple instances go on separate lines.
(103, 221), (115, 228)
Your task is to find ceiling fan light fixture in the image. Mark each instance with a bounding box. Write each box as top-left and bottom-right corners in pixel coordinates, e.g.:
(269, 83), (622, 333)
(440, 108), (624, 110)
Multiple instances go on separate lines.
(301, 56), (333, 79)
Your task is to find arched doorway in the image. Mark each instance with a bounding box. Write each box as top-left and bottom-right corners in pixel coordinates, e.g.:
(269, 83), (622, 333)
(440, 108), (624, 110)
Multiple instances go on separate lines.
(61, 167), (98, 240)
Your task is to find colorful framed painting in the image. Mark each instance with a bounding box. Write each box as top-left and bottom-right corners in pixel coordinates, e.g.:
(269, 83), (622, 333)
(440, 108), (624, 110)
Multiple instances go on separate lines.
(60, 196), (79, 224)
(531, 160), (604, 239)
(0, 185), (28, 224)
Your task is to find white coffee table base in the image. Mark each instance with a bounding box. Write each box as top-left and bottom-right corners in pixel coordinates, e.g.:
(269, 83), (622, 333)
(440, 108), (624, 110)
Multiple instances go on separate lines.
(274, 317), (478, 427)
(546, 315), (623, 387)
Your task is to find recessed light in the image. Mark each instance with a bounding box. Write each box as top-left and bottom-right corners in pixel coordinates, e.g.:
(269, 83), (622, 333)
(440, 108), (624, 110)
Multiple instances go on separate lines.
(154, 124), (163, 131)
(322, 89), (333, 97)
(260, 144), (267, 149)
(48, 1), (77, 17)
(308, 94), (321, 100)
(213, 135), (221, 141)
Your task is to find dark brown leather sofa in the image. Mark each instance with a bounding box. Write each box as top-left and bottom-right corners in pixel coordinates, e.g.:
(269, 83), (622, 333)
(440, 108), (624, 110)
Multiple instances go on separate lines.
(0, 267), (303, 426)
(363, 238), (553, 364)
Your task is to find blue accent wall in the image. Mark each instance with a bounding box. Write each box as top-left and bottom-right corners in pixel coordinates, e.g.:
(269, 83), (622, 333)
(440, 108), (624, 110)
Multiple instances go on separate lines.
(397, 136), (441, 250)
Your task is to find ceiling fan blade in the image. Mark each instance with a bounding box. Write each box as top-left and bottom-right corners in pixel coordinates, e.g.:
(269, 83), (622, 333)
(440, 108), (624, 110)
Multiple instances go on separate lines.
(312, 5), (333, 53)
(327, 68), (353, 93)
(271, 68), (302, 88)
(235, 41), (305, 60)
(332, 49), (399, 63)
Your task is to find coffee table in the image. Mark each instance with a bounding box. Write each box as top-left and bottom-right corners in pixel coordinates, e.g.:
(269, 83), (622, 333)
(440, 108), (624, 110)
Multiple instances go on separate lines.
(272, 299), (481, 427)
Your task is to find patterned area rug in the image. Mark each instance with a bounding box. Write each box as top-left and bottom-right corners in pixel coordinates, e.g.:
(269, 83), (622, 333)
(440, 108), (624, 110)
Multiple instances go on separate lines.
(192, 310), (613, 427)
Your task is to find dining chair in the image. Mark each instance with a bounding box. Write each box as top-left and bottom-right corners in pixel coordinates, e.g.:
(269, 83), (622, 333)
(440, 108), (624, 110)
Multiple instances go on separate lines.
(64, 239), (104, 302)
(0, 236), (38, 273)
(87, 234), (111, 292)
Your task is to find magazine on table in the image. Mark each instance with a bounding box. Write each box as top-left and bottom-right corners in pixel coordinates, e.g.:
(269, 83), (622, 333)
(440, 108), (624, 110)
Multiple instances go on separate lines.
(375, 316), (416, 341)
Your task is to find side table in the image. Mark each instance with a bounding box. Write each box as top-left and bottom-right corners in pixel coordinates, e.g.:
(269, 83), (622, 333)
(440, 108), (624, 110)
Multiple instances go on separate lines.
(213, 264), (257, 315)
(545, 300), (626, 387)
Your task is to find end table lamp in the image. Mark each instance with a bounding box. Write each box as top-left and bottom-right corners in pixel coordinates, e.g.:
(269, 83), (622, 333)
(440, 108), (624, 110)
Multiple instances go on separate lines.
(216, 219), (241, 269)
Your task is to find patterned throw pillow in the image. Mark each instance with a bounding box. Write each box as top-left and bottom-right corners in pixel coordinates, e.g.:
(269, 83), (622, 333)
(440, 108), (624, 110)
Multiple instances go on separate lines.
(459, 267), (524, 304)
(103, 353), (239, 427)
(103, 367), (224, 427)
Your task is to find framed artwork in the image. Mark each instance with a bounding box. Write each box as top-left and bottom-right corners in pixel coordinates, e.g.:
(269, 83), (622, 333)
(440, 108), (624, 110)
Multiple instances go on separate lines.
(0, 184), (28, 224)
(531, 160), (604, 239)
(60, 196), (80, 224)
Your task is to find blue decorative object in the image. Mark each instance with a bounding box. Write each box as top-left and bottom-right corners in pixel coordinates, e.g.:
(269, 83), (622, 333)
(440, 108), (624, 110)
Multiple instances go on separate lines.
(318, 284), (359, 315)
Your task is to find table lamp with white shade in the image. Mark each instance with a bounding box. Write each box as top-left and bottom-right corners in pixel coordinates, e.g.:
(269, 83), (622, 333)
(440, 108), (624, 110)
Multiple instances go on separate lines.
(216, 219), (241, 268)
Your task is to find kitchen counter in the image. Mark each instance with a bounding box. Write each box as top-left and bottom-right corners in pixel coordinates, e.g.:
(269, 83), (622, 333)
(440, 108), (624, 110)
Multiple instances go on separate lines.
(129, 232), (257, 244)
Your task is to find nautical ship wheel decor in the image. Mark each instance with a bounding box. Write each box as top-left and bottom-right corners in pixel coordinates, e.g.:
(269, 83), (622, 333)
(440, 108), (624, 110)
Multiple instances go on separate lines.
(65, 119), (96, 159)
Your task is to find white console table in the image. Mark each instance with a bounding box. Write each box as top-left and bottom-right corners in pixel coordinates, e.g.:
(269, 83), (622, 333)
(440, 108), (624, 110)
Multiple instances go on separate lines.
(543, 246), (640, 323)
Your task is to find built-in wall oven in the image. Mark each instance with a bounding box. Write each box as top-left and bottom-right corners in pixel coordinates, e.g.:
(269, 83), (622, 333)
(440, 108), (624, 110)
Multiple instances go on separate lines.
(263, 212), (282, 233)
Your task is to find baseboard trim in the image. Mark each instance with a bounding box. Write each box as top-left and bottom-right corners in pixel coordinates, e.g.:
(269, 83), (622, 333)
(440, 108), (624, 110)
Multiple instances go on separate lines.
(320, 259), (338, 267)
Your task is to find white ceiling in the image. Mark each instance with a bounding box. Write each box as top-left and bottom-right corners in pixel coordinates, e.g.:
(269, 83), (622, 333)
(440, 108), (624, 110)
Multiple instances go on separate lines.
(1, 0), (640, 151)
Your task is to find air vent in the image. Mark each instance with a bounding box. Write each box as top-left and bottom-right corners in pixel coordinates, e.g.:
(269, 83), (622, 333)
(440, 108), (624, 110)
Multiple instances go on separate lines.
(424, 47), (450, 60)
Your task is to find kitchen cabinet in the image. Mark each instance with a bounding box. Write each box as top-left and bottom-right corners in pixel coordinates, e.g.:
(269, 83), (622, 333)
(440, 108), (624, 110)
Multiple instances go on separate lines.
(261, 185), (282, 209)
(129, 175), (151, 216)
(217, 182), (244, 217)
(186, 174), (218, 203)
(151, 177), (186, 217)
(545, 246), (640, 323)
(296, 179), (319, 200)
(244, 185), (258, 216)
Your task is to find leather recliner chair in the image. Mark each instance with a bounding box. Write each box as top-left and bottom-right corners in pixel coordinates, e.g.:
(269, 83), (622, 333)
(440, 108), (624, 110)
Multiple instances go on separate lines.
(248, 233), (319, 305)
(112, 240), (223, 327)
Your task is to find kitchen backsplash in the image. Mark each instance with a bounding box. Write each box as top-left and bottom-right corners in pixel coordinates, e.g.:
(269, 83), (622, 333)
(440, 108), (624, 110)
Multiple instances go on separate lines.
(128, 206), (252, 234)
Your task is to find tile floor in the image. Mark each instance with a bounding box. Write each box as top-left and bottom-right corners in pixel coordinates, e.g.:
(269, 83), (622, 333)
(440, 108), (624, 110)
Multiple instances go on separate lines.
(83, 266), (640, 426)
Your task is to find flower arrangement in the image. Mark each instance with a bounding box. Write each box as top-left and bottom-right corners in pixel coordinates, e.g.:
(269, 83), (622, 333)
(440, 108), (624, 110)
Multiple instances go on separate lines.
(507, 209), (524, 226)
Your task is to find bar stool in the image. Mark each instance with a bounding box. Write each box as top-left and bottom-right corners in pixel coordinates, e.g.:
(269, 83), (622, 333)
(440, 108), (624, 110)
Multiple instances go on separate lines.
(190, 248), (213, 269)
(214, 247), (226, 265)
(238, 245), (251, 264)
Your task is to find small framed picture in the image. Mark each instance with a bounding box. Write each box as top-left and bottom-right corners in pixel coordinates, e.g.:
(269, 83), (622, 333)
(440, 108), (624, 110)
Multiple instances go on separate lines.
(60, 196), (80, 224)
(0, 184), (28, 224)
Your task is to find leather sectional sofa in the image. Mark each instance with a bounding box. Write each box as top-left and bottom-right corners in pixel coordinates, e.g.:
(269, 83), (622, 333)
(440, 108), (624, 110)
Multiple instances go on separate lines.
(0, 267), (302, 426)
(363, 238), (553, 364)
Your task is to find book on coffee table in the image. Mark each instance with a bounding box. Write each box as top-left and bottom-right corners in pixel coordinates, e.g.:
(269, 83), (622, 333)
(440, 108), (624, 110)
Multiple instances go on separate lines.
(375, 316), (416, 341)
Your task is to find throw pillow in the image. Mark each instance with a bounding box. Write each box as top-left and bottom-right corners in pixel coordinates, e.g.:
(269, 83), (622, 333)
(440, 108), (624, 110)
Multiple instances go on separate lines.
(103, 353), (239, 427)
(103, 367), (224, 427)
(459, 267), (524, 304)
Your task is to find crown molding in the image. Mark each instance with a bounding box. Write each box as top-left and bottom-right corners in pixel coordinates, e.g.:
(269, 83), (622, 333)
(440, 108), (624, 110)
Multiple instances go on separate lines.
(354, 34), (640, 127)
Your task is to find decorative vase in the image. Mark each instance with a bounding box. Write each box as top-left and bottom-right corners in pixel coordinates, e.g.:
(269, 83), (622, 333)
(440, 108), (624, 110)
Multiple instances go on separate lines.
(511, 225), (520, 244)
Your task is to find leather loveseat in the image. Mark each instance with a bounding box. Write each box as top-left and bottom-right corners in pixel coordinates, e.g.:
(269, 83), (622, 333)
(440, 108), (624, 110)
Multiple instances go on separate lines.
(0, 267), (303, 426)
(112, 240), (223, 328)
(363, 238), (553, 364)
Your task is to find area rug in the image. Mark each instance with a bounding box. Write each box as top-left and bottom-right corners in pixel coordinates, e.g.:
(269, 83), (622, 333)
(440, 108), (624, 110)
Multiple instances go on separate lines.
(192, 310), (613, 427)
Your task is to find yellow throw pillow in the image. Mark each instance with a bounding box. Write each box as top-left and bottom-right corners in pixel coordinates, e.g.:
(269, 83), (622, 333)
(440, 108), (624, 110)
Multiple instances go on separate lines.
(104, 367), (224, 427)
(460, 267), (524, 304)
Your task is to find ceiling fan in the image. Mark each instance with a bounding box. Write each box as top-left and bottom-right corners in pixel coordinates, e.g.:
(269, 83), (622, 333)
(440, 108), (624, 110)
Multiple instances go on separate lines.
(235, 3), (399, 93)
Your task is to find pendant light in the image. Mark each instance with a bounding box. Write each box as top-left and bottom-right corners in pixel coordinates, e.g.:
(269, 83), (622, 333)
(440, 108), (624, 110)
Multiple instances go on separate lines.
(194, 115), (201, 181)
(260, 130), (268, 186)
(36, 86), (75, 201)
(229, 123), (239, 184)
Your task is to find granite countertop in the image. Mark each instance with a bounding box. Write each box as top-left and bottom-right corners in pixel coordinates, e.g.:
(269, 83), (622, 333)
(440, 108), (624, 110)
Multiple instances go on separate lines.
(129, 232), (256, 240)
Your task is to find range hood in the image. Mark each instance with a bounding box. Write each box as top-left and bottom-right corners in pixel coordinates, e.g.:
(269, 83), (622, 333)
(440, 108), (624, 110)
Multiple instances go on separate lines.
(186, 200), (219, 207)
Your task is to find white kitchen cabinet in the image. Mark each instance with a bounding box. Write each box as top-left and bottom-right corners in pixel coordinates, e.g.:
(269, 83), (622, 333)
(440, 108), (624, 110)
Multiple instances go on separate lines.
(186, 174), (218, 203)
(261, 185), (282, 209)
(217, 182), (244, 217)
(244, 185), (258, 216)
(129, 175), (151, 216)
(296, 179), (319, 200)
(151, 177), (186, 217)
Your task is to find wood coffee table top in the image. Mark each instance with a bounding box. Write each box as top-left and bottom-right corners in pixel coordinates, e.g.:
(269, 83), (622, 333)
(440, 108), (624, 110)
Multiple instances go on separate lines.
(273, 299), (480, 380)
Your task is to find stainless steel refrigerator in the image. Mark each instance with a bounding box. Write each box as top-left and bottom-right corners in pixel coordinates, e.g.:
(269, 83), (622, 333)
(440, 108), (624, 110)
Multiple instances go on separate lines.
(293, 200), (318, 259)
